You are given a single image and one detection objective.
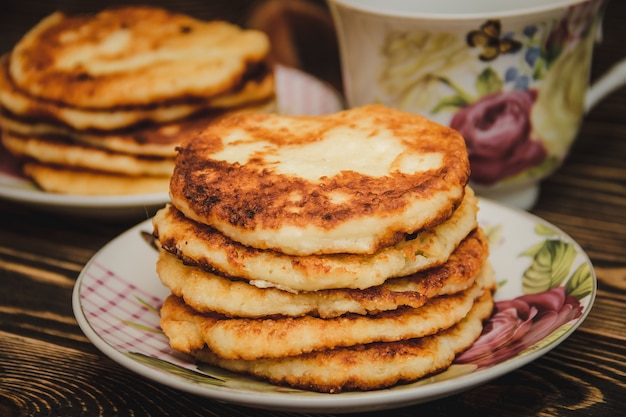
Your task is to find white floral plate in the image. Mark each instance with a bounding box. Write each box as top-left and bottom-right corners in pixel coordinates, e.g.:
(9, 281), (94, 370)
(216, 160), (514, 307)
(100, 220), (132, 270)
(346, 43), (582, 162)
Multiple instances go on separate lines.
(0, 65), (344, 219)
(72, 199), (595, 413)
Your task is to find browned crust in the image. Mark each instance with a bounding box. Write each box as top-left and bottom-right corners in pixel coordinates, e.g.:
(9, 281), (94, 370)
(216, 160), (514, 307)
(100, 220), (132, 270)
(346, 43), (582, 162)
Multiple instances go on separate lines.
(9, 7), (271, 108)
(188, 291), (494, 393)
(160, 278), (484, 360)
(0, 54), (275, 131)
(170, 105), (469, 253)
(153, 185), (479, 291)
(155, 227), (488, 318)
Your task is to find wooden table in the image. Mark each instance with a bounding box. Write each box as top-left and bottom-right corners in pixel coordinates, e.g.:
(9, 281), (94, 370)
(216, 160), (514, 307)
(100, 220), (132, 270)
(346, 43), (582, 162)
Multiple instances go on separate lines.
(2, 1), (626, 416)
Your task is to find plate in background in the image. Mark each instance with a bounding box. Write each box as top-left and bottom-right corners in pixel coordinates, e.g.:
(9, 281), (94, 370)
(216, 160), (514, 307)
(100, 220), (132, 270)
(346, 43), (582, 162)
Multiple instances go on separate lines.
(0, 65), (344, 219)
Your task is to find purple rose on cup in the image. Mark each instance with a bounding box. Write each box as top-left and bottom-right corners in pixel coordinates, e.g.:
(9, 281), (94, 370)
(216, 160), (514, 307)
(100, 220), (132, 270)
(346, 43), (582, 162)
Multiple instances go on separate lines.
(455, 286), (583, 368)
(450, 89), (547, 185)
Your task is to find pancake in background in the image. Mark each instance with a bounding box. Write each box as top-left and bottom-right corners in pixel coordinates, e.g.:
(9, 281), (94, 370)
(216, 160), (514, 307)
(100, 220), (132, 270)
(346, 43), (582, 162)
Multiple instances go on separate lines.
(155, 228), (489, 318)
(22, 163), (170, 195)
(8, 7), (272, 108)
(0, 54), (276, 132)
(189, 291), (494, 393)
(159, 266), (492, 360)
(153, 187), (478, 292)
(0, 6), (277, 196)
(169, 105), (470, 256)
(1, 130), (174, 177)
(0, 99), (277, 158)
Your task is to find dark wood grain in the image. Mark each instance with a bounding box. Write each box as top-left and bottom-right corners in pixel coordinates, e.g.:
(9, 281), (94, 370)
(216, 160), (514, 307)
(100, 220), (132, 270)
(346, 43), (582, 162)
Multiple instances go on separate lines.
(1, 1), (626, 416)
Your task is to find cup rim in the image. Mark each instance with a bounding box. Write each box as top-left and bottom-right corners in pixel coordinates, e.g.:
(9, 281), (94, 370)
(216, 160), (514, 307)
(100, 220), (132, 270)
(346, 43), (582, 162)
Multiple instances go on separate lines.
(327, 0), (596, 20)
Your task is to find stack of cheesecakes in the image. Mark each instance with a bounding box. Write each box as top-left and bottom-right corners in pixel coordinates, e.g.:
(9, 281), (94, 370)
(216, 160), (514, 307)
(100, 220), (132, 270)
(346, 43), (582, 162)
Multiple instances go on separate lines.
(0, 6), (275, 195)
(153, 105), (495, 393)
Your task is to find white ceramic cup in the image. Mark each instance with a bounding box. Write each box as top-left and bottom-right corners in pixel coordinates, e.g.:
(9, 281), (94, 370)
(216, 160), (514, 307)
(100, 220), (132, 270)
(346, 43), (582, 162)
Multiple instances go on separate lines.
(327, 0), (626, 209)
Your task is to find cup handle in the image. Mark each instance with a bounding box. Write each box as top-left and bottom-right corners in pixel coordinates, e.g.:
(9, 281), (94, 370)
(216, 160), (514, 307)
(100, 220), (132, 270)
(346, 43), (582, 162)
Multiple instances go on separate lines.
(585, 58), (626, 112)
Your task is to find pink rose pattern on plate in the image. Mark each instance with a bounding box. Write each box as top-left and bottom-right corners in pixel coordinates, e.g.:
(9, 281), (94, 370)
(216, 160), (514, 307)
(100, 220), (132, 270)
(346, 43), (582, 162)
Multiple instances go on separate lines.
(455, 286), (583, 367)
(454, 223), (594, 369)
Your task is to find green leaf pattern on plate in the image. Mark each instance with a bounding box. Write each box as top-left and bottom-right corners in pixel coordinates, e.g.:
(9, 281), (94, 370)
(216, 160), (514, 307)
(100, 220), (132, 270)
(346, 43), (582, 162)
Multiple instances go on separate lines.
(520, 239), (577, 293)
(565, 262), (594, 300)
(125, 352), (227, 387)
(520, 223), (593, 299)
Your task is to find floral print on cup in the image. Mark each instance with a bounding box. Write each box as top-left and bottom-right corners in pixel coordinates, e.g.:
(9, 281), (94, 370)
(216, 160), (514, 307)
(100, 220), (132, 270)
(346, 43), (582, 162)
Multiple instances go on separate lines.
(466, 20), (522, 62)
(450, 89), (546, 185)
(377, 0), (606, 187)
